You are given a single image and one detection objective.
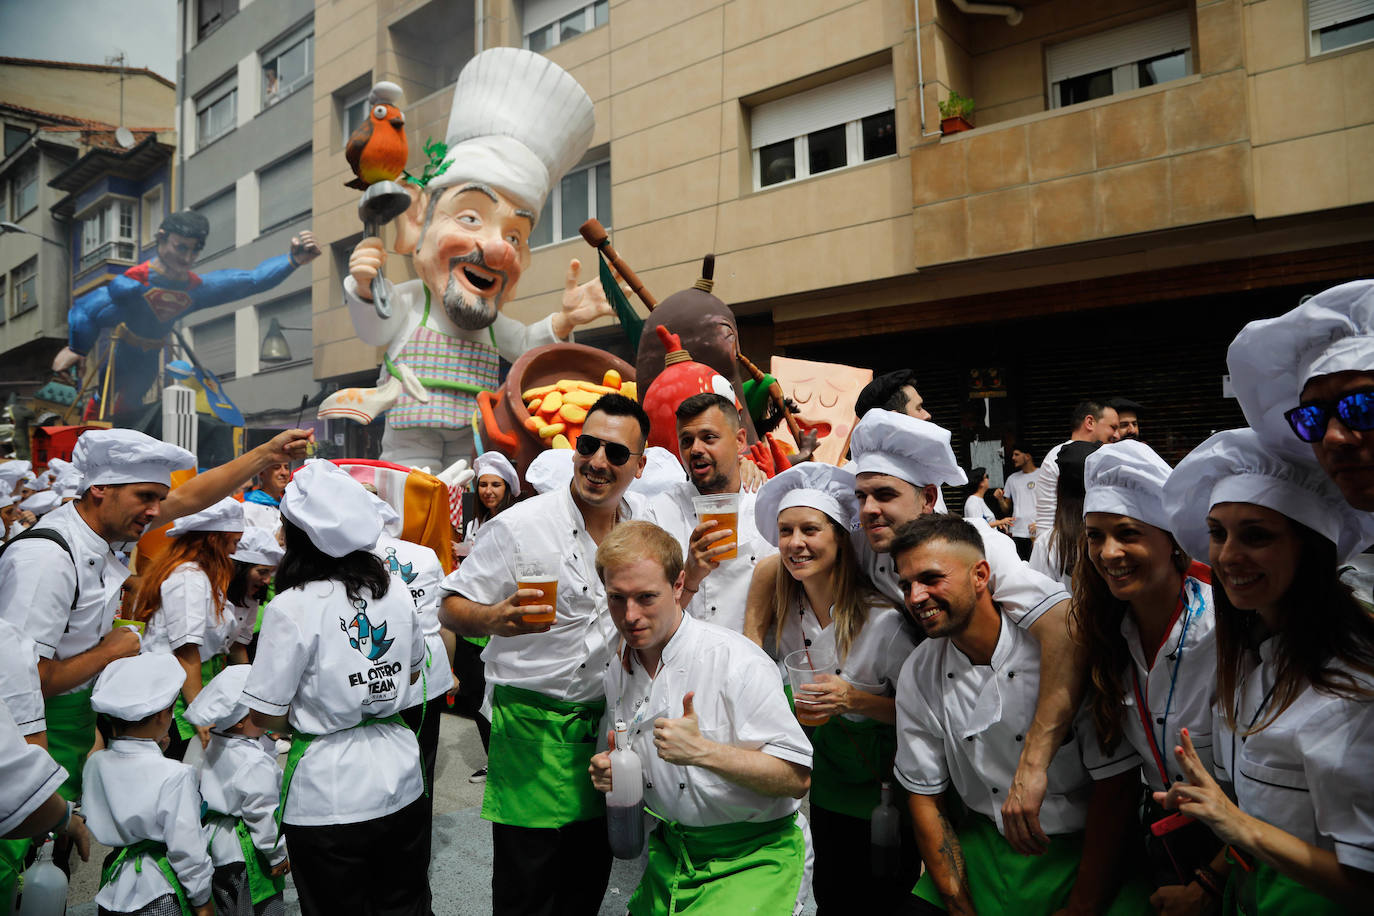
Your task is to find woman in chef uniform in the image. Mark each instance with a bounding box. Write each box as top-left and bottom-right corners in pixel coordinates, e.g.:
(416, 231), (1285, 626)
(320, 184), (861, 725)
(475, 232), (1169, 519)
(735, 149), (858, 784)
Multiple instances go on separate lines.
(225, 526), (284, 662)
(134, 496), (245, 759)
(243, 460), (429, 916)
(752, 463), (920, 914)
(464, 451), (519, 543)
(1072, 440), (1226, 908)
(1158, 428), (1374, 912)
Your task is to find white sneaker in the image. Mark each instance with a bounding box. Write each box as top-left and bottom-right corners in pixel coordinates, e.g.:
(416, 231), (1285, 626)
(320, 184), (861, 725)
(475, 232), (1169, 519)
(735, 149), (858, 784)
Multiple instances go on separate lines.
(468, 767), (487, 783)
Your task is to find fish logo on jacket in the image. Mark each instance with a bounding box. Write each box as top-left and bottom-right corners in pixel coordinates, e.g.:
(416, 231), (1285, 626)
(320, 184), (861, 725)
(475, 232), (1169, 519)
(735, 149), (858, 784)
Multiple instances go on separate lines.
(341, 599), (395, 660)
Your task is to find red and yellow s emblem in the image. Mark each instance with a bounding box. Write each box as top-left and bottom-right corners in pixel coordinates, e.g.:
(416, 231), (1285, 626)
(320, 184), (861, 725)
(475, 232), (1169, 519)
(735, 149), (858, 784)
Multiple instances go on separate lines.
(144, 287), (193, 322)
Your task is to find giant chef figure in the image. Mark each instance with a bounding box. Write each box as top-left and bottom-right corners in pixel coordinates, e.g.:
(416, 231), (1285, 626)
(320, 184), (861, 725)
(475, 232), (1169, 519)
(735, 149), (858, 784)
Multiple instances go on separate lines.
(338, 48), (614, 470)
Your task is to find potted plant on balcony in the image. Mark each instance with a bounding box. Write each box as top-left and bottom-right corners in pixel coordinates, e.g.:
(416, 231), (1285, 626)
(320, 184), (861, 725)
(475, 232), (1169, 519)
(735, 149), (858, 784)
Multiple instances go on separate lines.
(939, 91), (975, 135)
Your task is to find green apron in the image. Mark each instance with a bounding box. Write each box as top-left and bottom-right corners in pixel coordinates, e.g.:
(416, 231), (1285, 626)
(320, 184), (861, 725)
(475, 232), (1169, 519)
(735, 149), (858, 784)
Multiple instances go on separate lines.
(99, 838), (193, 916)
(808, 715), (896, 819)
(205, 811), (284, 904)
(630, 811), (804, 916)
(173, 655), (227, 741)
(463, 635), (490, 648)
(481, 684), (606, 829)
(45, 687), (95, 800)
(277, 713), (407, 828)
(0, 837), (29, 916)
(913, 812), (1152, 915)
(1224, 857), (1348, 915)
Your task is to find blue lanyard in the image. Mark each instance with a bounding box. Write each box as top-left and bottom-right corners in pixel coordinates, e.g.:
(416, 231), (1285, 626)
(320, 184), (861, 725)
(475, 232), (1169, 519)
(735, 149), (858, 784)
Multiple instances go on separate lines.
(1133, 577), (1203, 781)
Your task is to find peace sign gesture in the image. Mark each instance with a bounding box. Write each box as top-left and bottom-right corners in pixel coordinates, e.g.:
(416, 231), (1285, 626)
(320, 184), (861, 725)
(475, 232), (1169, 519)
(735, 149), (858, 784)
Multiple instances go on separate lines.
(1151, 728), (1252, 848)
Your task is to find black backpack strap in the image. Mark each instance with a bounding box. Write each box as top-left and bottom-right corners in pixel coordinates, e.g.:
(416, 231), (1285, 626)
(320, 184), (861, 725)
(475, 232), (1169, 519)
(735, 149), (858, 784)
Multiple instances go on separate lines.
(0, 528), (79, 611)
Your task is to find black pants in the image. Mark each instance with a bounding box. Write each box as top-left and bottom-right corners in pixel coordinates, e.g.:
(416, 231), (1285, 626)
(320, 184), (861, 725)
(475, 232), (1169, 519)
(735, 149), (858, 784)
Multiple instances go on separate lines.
(809, 804), (922, 916)
(491, 817), (611, 916)
(284, 795), (432, 916)
(1013, 537), (1034, 561)
(450, 637), (490, 751)
(401, 695), (443, 863)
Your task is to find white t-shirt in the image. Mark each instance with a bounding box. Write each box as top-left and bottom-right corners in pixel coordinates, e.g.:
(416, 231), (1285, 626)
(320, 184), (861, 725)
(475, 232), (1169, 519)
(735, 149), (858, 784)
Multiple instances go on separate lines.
(963, 494), (996, 525)
(198, 732), (286, 867)
(1034, 441), (1070, 538)
(142, 564), (240, 663)
(1004, 469), (1039, 539)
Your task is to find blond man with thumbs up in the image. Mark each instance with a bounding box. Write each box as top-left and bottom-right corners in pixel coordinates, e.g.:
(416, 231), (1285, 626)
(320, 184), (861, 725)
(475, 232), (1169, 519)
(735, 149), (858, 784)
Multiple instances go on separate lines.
(589, 520), (812, 915)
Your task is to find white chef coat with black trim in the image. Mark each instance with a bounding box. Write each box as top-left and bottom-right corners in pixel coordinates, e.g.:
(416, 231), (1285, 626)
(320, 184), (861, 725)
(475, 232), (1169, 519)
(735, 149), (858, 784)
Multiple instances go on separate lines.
(229, 600), (257, 648)
(83, 737), (214, 910)
(0, 617), (45, 735)
(1213, 638), (1374, 874)
(895, 609), (1134, 836)
(243, 579), (426, 826)
(775, 596), (917, 722)
(444, 486), (633, 703)
(0, 503), (130, 694)
(376, 533), (456, 707)
(198, 733), (286, 868)
(859, 516), (1068, 630)
(601, 612), (812, 827)
(0, 700), (64, 835)
(141, 564), (239, 663)
(643, 482), (775, 634)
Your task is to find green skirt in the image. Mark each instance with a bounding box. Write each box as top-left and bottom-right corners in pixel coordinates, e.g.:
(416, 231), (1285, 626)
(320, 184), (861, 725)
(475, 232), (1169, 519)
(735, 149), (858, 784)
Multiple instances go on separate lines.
(808, 715), (896, 819)
(1224, 857), (1348, 915)
(45, 687), (95, 801)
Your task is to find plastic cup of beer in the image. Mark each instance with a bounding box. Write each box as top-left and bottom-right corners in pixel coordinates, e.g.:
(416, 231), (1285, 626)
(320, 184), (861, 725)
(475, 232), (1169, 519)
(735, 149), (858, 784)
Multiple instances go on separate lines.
(692, 493), (740, 561)
(784, 646), (837, 727)
(516, 555), (558, 626)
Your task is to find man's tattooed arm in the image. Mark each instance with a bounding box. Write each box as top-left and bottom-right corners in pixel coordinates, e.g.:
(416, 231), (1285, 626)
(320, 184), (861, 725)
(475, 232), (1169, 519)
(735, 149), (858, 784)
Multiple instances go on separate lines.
(909, 791), (976, 915)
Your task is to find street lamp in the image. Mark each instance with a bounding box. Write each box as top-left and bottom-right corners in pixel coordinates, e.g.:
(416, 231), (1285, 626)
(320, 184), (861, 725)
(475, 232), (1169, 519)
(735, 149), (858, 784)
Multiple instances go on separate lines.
(259, 318), (312, 363)
(0, 221), (65, 249)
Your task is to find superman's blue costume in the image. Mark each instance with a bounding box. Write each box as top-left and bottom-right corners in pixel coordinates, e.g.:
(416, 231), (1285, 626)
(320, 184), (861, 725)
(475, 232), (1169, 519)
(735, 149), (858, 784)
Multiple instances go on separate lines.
(67, 254), (299, 416)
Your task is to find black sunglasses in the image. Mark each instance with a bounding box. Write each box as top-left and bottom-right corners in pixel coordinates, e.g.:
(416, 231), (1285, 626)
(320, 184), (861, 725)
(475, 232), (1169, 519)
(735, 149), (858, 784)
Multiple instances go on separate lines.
(575, 434), (642, 467)
(1284, 389), (1374, 442)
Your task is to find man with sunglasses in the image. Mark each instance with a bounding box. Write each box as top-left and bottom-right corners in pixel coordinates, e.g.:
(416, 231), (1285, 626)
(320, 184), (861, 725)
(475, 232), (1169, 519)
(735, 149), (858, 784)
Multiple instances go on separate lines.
(55, 210), (321, 421)
(440, 393), (649, 916)
(1229, 280), (1374, 511)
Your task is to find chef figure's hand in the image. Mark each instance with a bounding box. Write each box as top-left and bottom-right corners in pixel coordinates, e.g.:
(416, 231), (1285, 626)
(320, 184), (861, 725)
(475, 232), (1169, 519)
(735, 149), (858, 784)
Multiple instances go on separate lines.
(589, 728), (616, 793)
(290, 231), (322, 266)
(349, 237), (387, 301)
(654, 693), (711, 767)
(552, 259), (624, 339)
(487, 589), (554, 637)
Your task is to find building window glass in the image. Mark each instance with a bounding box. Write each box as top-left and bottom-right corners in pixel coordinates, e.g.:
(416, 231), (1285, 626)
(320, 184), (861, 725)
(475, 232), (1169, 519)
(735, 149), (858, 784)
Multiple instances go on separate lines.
(0, 276), (7, 324)
(198, 0), (239, 40)
(193, 188), (236, 260)
(258, 148), (312, 231)
(4, 125), (30, 157)
(749, 67), (897, 191)
(525, 0), (608, 52)
(11, 258), (36, 317)
(80, 200), (137, 270)
(1310, 0), (1374, 52)
(11, 161), (37, 219)
(192, 314), (235, 379)
(341, 88), (369, 144)
(528, 158), (610, 249)
(196, 81), (237, 146)
(141, 186), (164, 245)
(263, 28), (313, 107)
(1047, 11), (1192, 109)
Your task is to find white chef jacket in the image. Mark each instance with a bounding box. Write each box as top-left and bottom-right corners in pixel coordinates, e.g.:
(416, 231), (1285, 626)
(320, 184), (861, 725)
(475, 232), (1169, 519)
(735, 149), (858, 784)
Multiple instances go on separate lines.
(0, 617), (45, 735)
(142, 564), (240, 663)
(643, 481), (776, 633)
(198, 732), (287, 868)
(601, 612), (812, 827)
(83, 737), (214, 910)
(0, 700), (64, 835)
(1034, 441), (1069, 538)
(375, 533), (456, 707)
(895, 609), (1134, 836)
(444, 485), (634, 703)
(243, 579), (426, 826)
(0, 503), (130, 694)
(1004, 469), (1039, 539)
(241, 502), (281, 532)
(774, 595), (917, 722)
(859, 516), (1068, 630)
(229, 600), (258, 648)
(1213, 638), (1374, 873)
(1028, 526), (1071, 590)
(1091, 572), (1216, 793)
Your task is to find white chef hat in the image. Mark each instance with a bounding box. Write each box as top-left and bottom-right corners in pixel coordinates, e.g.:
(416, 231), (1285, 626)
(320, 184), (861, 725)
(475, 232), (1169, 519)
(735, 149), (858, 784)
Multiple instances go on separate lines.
(629, 447), (686, 499)
(0, 492), (13, 509)
(366, 490), (403, 538)
(473, 451), (520, 495)
(429, 47), (595, 216)
(1228, 280), (1374, 455)
(280, 459), (382, 558)
(183, 664), (252, 731)
(526, 448), (573, 495)
(849, 411), (968, 488)
(72, 429), (195, 491)
(19, 471), (36, 489)
(18, 491), (60, 516)
(1082, 440), (1173, 532)
(46, 458), (71, 477)
(754, 463), (858, 547)
(0, 460), (29, 492)
(167, 496), (245, 537)
(231, 526), (284, 566)
(92, 654), (185, 721)
(1164, 427), (1374, 563)
(54, 469), (83, 501)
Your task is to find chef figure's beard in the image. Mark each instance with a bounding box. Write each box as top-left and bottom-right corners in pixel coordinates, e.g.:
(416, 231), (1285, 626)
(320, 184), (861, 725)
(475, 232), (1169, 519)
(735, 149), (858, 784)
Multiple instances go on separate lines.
(442, 249), (507, 330)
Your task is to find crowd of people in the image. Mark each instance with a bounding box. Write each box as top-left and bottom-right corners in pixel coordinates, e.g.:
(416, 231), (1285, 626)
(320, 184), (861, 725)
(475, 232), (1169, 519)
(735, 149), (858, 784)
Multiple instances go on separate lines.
(2, 279), (1374, 916)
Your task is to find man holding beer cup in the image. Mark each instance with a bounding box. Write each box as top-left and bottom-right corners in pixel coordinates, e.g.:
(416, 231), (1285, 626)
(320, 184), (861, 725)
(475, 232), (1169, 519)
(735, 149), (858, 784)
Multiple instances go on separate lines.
(440, 393), (650, 916)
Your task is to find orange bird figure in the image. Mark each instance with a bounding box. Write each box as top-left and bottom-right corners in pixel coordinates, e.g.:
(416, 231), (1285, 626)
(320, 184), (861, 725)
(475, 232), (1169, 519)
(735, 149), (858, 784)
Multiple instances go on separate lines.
(345, 81), (408, 190)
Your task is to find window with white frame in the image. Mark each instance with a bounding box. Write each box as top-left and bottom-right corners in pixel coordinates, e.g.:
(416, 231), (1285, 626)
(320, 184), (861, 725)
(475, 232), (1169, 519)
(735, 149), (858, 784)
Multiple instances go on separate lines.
(258, 148), (312, 231)
(262, 26), (313, 107)
(524, 0), (608, 52)
(1047, 11), (1192, 109)
(196, 79), (237, 146)
(10, 160), (37, 219)
(528, 157), (610, 249)
(340, 87), (369, 144)
(1309, 0), (1374, 52)
(4, 125), (30, 157)
(80, 199), (137, 270)
(11, 258), (36, 317)
(750, 67), (897, 191)
(141, 186), (164, 245)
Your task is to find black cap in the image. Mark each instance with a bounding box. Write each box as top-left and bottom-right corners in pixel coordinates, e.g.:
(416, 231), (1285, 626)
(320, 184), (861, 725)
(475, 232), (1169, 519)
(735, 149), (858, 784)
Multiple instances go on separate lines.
(856, 369), (917, 419)
(1109, 397), (1144, 415)
(1056, 441), (1102, 499)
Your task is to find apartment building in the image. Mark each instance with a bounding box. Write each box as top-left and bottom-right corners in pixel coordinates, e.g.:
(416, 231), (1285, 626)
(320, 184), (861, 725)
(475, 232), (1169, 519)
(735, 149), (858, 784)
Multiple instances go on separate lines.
(312, 0), (1374, 466)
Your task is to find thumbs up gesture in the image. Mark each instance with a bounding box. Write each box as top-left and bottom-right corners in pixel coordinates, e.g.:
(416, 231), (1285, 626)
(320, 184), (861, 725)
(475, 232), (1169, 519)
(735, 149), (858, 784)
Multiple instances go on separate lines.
(588, 728), (615, 793)
(653, 691), (710, 767)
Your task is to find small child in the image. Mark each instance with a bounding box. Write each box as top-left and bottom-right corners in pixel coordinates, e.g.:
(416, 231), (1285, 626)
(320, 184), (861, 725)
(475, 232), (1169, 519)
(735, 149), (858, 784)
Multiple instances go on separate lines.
(83, 653), (214, 916)
(184, 664), (290, 916)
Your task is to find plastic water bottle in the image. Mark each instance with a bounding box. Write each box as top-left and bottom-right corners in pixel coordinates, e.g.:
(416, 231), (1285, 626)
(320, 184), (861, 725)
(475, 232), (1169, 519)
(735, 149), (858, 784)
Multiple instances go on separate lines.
(15, 839), (67, 915)
(606, 719), (645, 859)
(870, 781), (901, 877)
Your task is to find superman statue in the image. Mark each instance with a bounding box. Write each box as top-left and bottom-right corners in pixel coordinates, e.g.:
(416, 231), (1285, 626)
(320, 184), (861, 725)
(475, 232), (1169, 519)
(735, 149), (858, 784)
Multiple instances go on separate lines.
(54, 210), (321, 423)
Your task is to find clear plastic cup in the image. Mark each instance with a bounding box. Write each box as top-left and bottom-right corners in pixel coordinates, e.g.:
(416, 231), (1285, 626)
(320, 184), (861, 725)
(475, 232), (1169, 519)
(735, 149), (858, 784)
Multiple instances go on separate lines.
(515, 553), (559, 626)
(784, 646), (838, 727)
(692, 492), (739, 560)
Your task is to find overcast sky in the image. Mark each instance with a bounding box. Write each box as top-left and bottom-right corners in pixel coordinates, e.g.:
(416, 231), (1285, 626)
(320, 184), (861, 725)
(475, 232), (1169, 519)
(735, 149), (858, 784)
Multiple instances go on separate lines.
(0, 0), (177, 82)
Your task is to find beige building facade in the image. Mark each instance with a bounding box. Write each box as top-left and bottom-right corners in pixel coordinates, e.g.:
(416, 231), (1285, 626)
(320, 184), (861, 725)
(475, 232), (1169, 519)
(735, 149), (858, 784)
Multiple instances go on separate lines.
(311, 0), (1374, 463)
